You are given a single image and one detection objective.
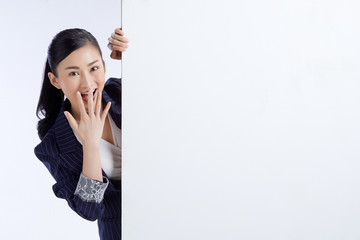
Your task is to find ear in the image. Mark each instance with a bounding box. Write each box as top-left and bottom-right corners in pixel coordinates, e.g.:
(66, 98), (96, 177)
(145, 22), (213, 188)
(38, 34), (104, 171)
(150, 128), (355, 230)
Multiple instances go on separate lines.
(48, 72), (61, 89)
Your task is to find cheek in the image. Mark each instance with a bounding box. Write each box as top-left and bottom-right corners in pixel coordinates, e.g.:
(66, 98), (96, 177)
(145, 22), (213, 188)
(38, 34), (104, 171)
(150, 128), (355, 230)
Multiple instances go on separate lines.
(95, 72), (106, 84)
(60, 80), (79, 96)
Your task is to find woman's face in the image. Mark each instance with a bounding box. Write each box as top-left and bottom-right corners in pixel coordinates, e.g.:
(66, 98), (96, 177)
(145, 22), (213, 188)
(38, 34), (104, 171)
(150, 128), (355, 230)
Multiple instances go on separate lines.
(49, 44), (105, 120)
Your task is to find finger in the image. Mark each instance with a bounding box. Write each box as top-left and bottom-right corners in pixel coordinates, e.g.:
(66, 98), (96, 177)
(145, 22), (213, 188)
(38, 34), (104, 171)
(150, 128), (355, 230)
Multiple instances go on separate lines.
(111, 45), (127, 52)
(115, 28), (124, 36)
(108, 36), (129, 46)
(108, 38), (128, 48)
(101, 101), (112, 122)
(95, 88), (102, 116)
(110, 34), (129, 43)
(76, 91), (88, 118)
(88, 89), (95, 116)
(64, 111), (79, 131)
(118, 36), (129, 43)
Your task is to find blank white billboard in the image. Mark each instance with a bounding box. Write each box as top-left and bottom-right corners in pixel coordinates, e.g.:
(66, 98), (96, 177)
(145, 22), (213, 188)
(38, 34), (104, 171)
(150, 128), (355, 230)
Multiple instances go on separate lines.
(123, 1), (360, 239)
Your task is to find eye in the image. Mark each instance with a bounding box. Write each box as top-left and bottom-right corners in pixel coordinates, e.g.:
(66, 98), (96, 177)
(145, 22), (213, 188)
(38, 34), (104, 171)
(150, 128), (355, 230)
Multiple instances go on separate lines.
(91, 66), (99, 71)
(69, 72), (79, 76)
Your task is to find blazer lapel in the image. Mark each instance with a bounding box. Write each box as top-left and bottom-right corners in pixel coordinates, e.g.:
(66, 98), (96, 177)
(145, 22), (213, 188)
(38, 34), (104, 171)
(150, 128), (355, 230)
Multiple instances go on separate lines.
(53, 100), (84, 173)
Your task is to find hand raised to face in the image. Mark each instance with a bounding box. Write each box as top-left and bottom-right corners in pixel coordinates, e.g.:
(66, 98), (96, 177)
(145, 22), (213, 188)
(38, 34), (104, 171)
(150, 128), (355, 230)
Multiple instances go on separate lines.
(64, 87), (111, 146)
(108, 28), (129, 60)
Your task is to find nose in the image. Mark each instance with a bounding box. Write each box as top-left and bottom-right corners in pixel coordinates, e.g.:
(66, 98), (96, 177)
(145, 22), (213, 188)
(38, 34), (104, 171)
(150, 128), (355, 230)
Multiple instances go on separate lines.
(80, 72), (92, 90)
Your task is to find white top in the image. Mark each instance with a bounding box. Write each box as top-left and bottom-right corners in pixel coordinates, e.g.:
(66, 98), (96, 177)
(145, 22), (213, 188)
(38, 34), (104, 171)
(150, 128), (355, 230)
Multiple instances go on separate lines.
(73, 114), (122, 180)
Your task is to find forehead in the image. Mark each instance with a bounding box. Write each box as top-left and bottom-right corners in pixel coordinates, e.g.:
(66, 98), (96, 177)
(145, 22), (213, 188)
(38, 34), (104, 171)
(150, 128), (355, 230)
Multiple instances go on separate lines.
(58, 44), (102, 68)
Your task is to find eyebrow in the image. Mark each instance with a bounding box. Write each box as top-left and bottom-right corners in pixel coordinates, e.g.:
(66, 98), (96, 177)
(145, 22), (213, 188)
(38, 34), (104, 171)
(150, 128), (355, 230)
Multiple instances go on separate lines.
(64, 60), (100, 70)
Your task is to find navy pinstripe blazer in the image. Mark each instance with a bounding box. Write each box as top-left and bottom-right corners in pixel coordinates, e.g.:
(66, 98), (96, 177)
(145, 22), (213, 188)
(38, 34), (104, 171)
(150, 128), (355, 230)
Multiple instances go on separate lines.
(34, 78), (121, 240)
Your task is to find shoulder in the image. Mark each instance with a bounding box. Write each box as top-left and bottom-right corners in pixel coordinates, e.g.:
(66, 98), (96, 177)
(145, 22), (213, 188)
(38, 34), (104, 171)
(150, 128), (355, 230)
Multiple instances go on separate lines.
(34, 127), (59, 161)
(105, 77), (121, 88)
(102, 78), (121, 114)
(102, 78), (121, 129)
(103, 78), (121, 102)
(34, 107), (73, 160)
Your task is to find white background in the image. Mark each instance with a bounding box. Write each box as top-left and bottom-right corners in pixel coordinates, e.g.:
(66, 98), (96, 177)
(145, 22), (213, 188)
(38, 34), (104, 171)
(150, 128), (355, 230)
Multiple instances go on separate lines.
(0, 1), (120, 239)
(123, 0), (360, 239)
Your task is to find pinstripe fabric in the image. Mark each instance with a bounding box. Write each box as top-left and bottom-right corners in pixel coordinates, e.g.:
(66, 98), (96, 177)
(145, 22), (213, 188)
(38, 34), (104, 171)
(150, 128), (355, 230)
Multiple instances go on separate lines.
(35, 78), (121, 240)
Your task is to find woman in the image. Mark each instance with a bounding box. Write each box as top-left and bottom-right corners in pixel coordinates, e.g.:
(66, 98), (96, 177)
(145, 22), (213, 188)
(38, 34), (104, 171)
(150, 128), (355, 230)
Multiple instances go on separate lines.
(34, 27), (128, 240)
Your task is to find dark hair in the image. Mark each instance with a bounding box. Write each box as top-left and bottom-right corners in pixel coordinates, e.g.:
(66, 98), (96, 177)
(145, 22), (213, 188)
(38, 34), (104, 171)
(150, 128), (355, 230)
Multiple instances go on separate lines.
(36, 28), (103, 139)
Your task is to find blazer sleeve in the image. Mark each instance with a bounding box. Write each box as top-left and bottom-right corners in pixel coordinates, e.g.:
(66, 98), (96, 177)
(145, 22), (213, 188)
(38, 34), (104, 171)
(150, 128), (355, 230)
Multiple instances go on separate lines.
(35, 143), (107, 222)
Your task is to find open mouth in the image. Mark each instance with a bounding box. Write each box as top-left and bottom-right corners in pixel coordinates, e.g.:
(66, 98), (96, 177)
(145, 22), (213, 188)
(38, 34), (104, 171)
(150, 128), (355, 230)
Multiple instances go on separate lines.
(80, 89), (97, 102)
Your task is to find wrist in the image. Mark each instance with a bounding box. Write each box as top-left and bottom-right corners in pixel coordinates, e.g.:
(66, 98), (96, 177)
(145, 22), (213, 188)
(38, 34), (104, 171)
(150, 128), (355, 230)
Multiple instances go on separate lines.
(82, 140), (100, 151)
